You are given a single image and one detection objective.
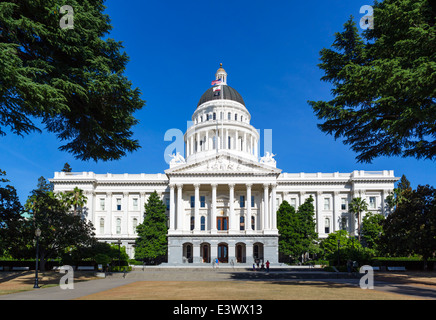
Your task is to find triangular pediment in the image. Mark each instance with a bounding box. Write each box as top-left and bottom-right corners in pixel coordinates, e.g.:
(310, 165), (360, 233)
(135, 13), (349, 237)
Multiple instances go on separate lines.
(165, 152), (281, 175)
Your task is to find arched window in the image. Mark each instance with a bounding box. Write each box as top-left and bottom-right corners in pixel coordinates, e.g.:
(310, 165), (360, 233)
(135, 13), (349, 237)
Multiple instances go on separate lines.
(190, 216), (195, 231)
(100, 218), (104, 234)
(235, 113), (238, 121)
(206, 114), (209, 121)
(228, 112), (231, 120)
(201, 216), (205, 231)
(228, 136), (231, 149)
(213, 112), (216, 120)
(116, 218), (121, 234)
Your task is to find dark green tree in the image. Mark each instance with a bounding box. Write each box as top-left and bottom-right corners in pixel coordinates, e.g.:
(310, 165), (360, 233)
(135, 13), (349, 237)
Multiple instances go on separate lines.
(135, 191), (168, 264)
(61, 163), (72, 172)
(0, 0), (145, 161)
(379, 185), (436, 269)
(277, 201), (301, 262)
(296, 196), (318, 253)
(386, 174), (412, 210)
(277, 197), (318, 263)
(0, 169), (23, 255)
(308, 0), (436, 163)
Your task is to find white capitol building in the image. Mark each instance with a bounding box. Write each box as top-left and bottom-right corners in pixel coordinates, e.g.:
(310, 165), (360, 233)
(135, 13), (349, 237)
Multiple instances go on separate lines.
(51, 64), (398, 265)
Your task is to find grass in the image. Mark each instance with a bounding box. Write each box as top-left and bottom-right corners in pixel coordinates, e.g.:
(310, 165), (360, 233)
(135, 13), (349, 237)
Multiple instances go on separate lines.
(76, 280), (418, 300)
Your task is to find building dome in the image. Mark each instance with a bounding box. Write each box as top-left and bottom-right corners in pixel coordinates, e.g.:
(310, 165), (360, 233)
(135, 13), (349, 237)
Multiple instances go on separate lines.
(197, 85), (245, 107)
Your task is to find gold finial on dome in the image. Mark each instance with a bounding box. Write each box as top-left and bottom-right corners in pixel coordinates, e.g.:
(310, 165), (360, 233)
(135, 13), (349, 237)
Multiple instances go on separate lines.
(215, 63), (227, 84)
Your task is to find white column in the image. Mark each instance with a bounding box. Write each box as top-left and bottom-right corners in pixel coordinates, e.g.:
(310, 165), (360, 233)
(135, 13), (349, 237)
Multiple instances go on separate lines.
(190, 135), (194, 155)
(85, 191), (94, 226)
(243, 132), (247, 152)
(123, 192), (129, 235)
(139, 192), (146, 224)
(169, 184), (175, 231)
(194, 183), (200, 231)
(333, 191), (339, 232)
(271, 183), (277, 230)
(263, 183), (269, 230)
(316, 191), (322, 235)
(246, 183), (252, 231)
(176, 184), (183, 230)
(211, 183), (217, 232)
(106, 192), (112, 236)
(205, 131), (209, 151)
(229, 183), (235, 231)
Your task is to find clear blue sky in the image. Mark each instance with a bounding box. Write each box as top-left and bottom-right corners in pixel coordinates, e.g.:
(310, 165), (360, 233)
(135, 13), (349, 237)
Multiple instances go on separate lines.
(1, 0), (435, 203)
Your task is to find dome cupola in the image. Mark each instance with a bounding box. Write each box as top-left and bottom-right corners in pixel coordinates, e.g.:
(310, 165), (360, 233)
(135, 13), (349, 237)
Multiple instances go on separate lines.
(184, 64), (260, 163)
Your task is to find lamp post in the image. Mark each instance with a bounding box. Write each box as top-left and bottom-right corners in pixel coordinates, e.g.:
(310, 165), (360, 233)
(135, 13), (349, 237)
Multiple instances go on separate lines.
(117, 239), (121, 270)
(33, 228), (41, 289)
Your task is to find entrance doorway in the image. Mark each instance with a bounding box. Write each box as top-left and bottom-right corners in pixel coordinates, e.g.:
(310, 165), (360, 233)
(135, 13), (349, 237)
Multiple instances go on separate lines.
(201, 243), (210, 263)
(236, 243), (246, 263)
(217, 243), (228, 263)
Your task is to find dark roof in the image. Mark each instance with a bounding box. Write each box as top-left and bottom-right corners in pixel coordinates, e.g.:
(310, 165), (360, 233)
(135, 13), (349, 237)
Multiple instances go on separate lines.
(197, 85), (245, 107)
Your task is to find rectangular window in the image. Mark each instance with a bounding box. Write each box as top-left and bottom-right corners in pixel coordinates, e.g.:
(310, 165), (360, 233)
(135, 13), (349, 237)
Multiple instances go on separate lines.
(116, 199), (121, 211)
(240, 195), (245, 208)
(341, 198), (347, 211)
(251, 196), (255, 208)
(191, 196), (195, 208)
(325, 218), (330, 234)
(200, 196), (205, 208)
(133, 198), (138, 211)
(369, 197), (376, 209)
(290, 198), (296, 208)
(341, 217), (347, 231)
(165, 198), (170, 210)
(217, 217), (228, 231)
(100, 198), (105, 211)
(324, 198), (330, 210)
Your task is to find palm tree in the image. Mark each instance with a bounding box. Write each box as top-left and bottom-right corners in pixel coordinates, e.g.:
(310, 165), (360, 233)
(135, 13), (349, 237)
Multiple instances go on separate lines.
(64, 187), (87, 216)
(349, 197), (368, 243)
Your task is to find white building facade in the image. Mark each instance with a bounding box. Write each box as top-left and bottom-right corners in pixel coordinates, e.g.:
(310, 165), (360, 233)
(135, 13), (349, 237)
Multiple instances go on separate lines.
(51, 65), (399, 265)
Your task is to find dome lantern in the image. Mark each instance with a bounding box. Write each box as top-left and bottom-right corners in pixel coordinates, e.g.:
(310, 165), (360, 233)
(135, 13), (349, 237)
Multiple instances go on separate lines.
(215, 63), (227, 85)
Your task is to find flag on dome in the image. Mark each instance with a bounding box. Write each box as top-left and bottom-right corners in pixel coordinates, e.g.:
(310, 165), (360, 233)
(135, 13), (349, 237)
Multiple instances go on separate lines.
(213, 86), (221, 92)
(211, 79), (222, 85)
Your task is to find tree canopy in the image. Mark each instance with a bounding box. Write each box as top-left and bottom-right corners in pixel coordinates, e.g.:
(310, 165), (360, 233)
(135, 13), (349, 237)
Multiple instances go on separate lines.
(308, 0), (436, 163)
(0, 0), (145, 161)
(277, 197), (318, 263)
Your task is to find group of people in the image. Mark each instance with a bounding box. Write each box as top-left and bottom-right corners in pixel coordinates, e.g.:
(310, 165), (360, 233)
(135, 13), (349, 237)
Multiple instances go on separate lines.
(252, 259), (270, 272)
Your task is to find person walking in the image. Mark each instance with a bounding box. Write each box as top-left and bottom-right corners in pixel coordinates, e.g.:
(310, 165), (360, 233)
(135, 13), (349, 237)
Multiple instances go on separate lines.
(266, 260), (270, 272)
